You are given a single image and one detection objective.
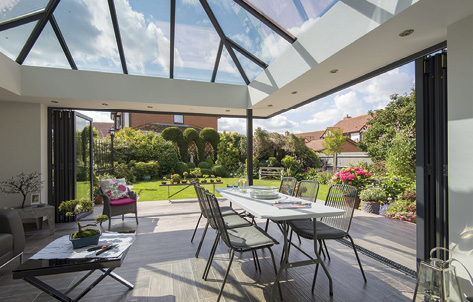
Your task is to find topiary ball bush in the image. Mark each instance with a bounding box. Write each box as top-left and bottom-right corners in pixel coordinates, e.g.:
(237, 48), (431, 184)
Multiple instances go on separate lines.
(176, 162), (189, 176)
(198, 162), (211, 169)
(186, 162), (196, 169)
(212, 164), (227, 177)
(200, 169), (212, 177)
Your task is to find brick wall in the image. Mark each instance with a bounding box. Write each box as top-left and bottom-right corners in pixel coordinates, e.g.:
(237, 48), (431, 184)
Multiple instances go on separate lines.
(129, 113), (218, 130)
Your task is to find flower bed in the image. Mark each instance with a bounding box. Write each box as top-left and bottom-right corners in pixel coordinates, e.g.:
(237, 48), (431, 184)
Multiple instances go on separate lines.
(384, 189), (416, 223)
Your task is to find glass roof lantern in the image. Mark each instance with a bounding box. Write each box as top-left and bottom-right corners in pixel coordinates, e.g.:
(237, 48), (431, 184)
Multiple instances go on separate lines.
(0, 0), (339, 85)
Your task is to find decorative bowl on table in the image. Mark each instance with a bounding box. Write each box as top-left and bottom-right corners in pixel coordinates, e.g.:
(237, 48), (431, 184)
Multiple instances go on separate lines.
(249, 185), (279, 199)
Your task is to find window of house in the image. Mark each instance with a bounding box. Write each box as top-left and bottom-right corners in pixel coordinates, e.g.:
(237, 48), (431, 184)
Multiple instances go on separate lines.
(174, 115), (183, 124)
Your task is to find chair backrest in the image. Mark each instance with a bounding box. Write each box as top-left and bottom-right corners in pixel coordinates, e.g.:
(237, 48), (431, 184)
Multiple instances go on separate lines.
(192, 182), (208, 219)
(295, 180), (319, 203)
(205, 191), (233, 248)
(194, 185), (218, 229)
(279, 177), (297, 196)
(322, 184), (358, 234)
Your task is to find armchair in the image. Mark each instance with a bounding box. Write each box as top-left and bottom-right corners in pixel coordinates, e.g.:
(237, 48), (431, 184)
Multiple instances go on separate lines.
(0, 210), (25, 268)
(99, 185), (139, 231)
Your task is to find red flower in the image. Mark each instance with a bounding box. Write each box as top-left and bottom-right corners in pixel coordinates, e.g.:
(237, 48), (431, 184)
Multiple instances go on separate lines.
(107, 190), (112, 197)
(118, 184), (126, 192)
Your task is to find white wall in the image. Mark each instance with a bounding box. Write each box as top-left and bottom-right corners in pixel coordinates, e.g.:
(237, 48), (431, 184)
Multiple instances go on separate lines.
(0, 101), (48, 208)
(448, 14), (473, 296)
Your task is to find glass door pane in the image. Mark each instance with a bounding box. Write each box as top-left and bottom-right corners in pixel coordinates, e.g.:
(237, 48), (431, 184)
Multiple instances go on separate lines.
(75, 113), (93, 200)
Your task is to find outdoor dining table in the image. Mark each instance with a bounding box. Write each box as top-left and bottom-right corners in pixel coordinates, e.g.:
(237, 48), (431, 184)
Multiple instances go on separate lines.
(216, 187), (345, 300)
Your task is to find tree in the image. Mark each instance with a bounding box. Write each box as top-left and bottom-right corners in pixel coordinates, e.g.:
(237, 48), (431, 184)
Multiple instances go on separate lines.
(322, 128), (347, 171)
(0, 172), (44, 208)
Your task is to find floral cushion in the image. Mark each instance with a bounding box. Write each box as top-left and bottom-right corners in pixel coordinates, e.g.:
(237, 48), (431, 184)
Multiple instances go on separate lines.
(100, 178), (129, 200)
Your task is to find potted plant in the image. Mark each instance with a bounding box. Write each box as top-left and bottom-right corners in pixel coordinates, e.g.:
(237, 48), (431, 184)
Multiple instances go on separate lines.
(182, 172), (188, 184)
(0, 172), (44, 208)
(161, 177), (168, 185)
(210, 175), (215, 183)
(58, 199), (108, 248)
(216, 177), (221, 183)
(191, 168), (202, 182)
(331, 167), (372, 209)
(359, 186), (387, 214)
(171, 174), (180, 184)
(201, 175), (208, 183)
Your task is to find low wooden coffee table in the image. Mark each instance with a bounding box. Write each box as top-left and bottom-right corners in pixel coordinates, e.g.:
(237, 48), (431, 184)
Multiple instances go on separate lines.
(13, 234), (134, 302)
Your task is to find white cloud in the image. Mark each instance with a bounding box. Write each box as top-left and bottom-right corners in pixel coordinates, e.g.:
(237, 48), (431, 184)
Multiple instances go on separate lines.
(302, 108), (341, 125)
(0, 0), (18, 13)
(78, 111), (113, 123)
(218, 118), (246, 134)
(333, 91), (364, 116)
(218, 115), (299, 135)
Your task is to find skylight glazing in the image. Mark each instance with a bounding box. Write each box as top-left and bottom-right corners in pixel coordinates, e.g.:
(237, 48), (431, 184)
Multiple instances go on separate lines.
(0, 0), (341, 86)
(115, 0), (170, 78)
(54, 0), (122, 74)
(0, 0), (48, 23)
(248, 0), (339, 36)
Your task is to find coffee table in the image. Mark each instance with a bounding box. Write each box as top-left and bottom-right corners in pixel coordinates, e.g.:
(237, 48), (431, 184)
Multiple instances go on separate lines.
(13, 234), (134, 302)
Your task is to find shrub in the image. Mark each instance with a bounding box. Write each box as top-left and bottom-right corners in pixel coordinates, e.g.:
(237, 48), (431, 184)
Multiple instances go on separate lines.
(359, 186), (387, 203)
(190, 168), (202, 179)
(331, 167), (372, 191)
(175, 162), (189, 176)
(201, 169), (212, 176)
(205, 156), (214, 166)
(384, 188), (416, 223)
(281, 155), (301, 177)
(259, 159), (268, 167)
(267, 157), (279, 167)
(212, 164), (227, 177)
(186, 162), (196, 169)
(374, 176), (414, 199)
(245, 155), (259, 179)
(133, 161), (159, 180)
(114, 162), (136, 183)
(198, 162), (211, 169)
(305, 169), (333, 185)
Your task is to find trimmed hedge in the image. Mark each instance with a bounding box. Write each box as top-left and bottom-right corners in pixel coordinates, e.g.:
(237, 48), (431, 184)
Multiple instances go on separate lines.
(200, 169), (212, 176)
(175, 162), (189, 176)
(186, 162), (196, 169)
(211, 164), (227, 177)
(198, 162), (211, 169)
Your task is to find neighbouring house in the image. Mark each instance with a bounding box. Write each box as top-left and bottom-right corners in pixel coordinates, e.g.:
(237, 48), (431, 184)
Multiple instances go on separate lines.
(324, 114), (372, 142)
(294, 130), (325, 143)
(93, 122), (114, 139)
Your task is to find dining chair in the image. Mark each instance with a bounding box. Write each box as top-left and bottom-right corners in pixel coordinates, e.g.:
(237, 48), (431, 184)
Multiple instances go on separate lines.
(192, 184), (251, 258)
(264, 176), (298, 232)
(203, 190), (281, 302)
(288, 184), (367, 292)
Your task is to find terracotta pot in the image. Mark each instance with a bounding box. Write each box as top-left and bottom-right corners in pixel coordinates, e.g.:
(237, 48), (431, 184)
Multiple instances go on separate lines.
(94, 196), (103, 205)
(343, 196), (361, 209)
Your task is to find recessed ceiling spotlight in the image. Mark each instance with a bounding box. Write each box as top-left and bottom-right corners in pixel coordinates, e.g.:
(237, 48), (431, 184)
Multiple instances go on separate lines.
(329, 69), (339, 74)
(225, 109), (230, 112)
(291, 91), (298, 95)
(102, 103), (108, 106)
(147, 106), (153, 108)
(267, 104), (273, 107)
(399, 29), (414, 37)
(51, 100), (58, 104)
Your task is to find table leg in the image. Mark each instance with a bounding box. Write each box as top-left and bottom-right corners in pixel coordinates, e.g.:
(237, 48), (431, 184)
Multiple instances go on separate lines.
(24, 277), (73, 302)
(272, 221), (289, 301)
(47, 209), (55, 235)
(100, 269), (134, 289)
(168, 186), (171, 203)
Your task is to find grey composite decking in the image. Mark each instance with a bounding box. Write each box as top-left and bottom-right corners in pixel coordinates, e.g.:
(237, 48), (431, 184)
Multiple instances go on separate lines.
(0, 198), (416, 301)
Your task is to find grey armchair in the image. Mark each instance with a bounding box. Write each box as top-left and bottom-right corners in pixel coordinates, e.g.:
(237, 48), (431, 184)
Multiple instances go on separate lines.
(99, 187), (139, 231)
(0, 210), (25, 268)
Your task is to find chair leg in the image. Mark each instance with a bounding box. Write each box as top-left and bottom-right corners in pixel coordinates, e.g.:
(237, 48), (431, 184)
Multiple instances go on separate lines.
(297, 233), (302, 244)
(135, 212), (139, 225)
(108, 218), (111, 231)
(203, 233), (220, 280)
(264, 219), (269, 232)
(195, 222), (209, 258)
(268, 247), (283, 301)
(122, 214), (124, 221)
(216, 249), (235, 302)
(322, 240), (330, 260)
(347, 234), (367, 282)
(191, 213), (203, 242)
(311, 236), (333, 295)
(281, 228), (294, 264)
(251, 250), (258, 271)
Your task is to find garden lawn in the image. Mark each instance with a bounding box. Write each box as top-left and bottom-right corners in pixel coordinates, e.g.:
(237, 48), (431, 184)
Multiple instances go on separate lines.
(132, 178), (329, 202)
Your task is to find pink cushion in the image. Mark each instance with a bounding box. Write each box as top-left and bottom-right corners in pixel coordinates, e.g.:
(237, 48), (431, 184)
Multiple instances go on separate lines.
(110, 198), (136, 206)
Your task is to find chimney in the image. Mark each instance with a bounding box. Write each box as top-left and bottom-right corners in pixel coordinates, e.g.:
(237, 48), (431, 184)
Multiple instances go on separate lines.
(285, 131), (290, 136)
(343, 114), (351, 120)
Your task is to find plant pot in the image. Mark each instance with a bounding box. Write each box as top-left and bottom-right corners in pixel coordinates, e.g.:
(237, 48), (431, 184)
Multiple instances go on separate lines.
(69, 231), (101, 249)
(210, 180), (214, 183)
(361, 200), (380, 214)
(161, 182), (167, 185)
(343, 196), (361, 209)
(201, 180), (207, 183)
(94, 196), (103, 205)
(182, 180), (188, 184)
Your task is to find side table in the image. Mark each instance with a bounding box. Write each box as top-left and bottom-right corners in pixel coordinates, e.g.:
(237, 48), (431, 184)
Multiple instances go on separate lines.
(14, 205), (55, 235)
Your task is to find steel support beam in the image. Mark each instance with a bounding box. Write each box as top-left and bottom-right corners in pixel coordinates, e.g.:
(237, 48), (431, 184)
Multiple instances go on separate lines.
(0, 10), (45, 32)
(170, 0), (176, 79)
(16, 0), (61, 64)
(108, 0), (128, 74)
(246, 109), (253, 186)
(200, 0), (249, 85)
(49, 14), (77, 70)
(211, 39), (224, 83)
(226, 37), (267, 69)
(233, 0), (296, 44)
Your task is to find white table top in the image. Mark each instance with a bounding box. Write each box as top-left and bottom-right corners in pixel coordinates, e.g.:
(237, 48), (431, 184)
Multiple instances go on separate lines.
(217, 187), (344, 221)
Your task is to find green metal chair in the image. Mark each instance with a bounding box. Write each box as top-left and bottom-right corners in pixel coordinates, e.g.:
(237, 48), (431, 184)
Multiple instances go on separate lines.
(264, 176), (297, 232)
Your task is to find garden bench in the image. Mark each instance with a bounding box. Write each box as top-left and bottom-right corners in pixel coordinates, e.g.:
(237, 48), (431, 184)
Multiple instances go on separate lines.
(258, 167), (284, 180)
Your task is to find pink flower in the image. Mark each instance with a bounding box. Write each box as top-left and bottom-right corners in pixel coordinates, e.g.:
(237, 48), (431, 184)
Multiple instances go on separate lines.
(118, 184), (126, 192)
(379, 137), (383, 140)
(307, 167), (311, 170)
(349, 181), (352, 185)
